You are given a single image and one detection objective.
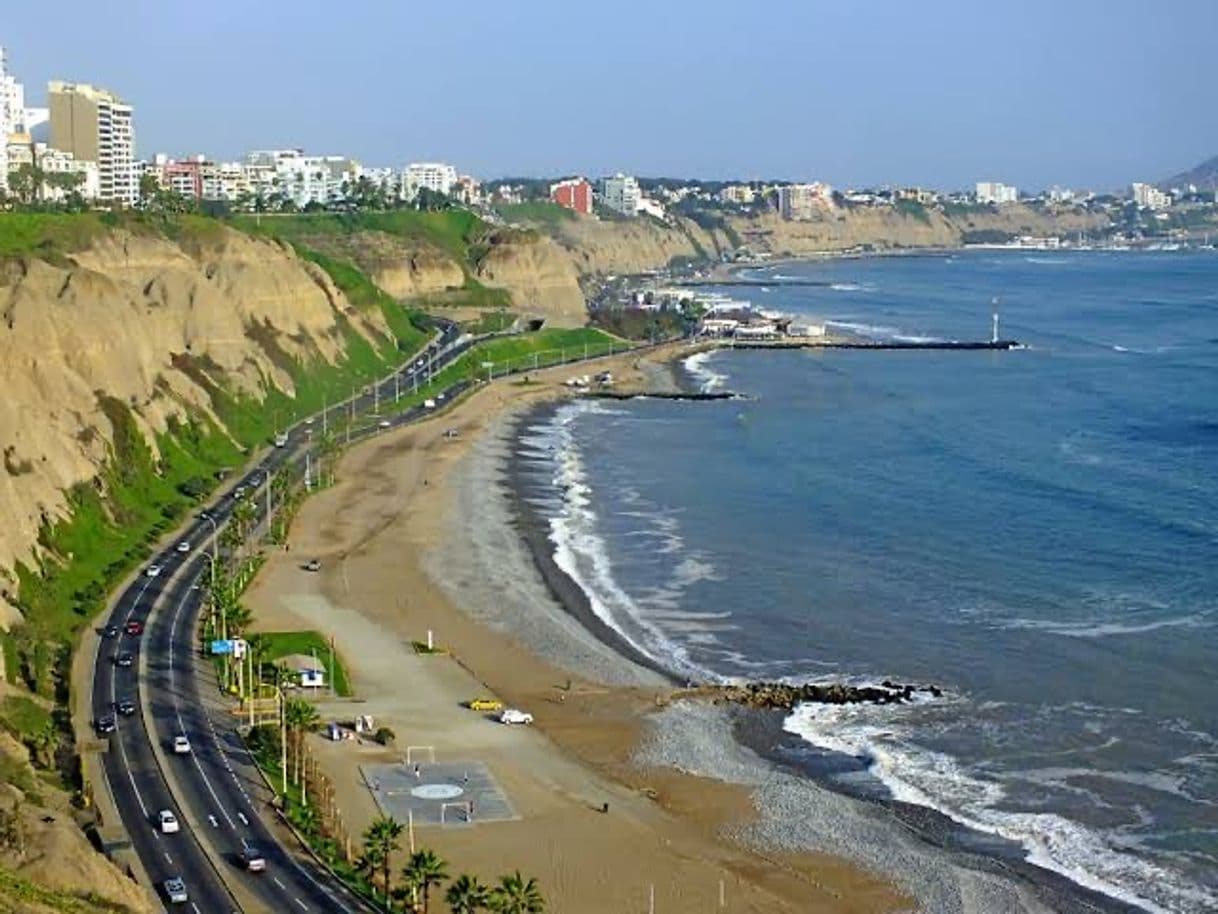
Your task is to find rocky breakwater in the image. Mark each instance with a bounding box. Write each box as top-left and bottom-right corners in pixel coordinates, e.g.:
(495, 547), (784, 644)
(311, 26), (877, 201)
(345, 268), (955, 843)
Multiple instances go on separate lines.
(683, 679), (942, 710)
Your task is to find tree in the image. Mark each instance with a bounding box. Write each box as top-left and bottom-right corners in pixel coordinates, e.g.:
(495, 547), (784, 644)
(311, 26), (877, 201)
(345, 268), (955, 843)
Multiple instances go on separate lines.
(401, 848), (448, 913)
(489, 872), (544, 914)
(445, 874), (490, 914)
(283, 698), (320, 793)
(361, 815), (404, 910)
(139, 172), (161, 206)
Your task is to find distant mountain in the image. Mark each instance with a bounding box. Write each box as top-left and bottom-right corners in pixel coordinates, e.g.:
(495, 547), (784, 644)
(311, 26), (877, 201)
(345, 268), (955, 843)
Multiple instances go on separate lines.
(1159, 155), (1218, 191)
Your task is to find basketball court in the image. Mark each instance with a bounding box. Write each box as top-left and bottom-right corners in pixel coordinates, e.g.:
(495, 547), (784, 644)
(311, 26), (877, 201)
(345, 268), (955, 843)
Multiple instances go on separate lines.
(361, 759), (517, 826)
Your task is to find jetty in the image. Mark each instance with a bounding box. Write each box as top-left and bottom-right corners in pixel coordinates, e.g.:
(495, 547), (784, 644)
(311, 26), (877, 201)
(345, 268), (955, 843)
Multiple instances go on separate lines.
(728, 338), (1023, 351)
(583, 390), (738, 402)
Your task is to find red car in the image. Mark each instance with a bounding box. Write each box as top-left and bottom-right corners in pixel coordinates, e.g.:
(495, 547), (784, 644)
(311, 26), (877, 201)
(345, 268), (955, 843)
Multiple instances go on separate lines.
(125, 620), (145, 636)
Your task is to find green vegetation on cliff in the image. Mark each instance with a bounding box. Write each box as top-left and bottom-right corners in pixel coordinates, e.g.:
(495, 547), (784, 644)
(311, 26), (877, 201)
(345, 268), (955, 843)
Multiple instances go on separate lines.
(0, 866), (138, 914)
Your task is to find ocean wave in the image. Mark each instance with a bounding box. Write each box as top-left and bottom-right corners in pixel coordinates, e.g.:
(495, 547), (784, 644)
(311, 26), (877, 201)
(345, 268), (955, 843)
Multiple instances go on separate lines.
(542, 402), (726, 681)
(783, 703), (1217, 913)
(1025, 256), (1074, 265)
(830, 282), (863, 292)
(996, 611), (1213, 639)
(683, 350), (729, 392)
(824, 319), (900, 338)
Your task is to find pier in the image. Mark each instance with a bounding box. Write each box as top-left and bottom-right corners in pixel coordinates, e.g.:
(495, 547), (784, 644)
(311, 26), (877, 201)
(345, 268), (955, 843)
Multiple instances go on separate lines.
(583, 390), (739, 401)
(728, 338), (1023, 351)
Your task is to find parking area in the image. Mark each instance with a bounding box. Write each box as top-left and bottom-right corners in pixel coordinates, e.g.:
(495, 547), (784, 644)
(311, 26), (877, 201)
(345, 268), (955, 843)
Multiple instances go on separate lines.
(361, 760), (517, 827)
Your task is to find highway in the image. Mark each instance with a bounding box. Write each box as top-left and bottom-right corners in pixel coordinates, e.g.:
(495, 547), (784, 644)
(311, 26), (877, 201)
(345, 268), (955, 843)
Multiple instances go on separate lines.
(89, 321), (472, 912)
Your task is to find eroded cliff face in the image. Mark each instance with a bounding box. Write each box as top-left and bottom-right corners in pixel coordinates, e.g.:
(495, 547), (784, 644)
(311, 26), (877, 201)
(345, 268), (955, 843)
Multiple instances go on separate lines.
(732, 203), (1106, 255)
(474, 231), (587, 326)
(0, 227), (386, 626)
(548, 215), (721, 276)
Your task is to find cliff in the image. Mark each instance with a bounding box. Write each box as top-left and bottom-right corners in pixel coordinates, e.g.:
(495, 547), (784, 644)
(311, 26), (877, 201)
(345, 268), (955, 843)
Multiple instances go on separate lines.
(473, 230), (586, 325)
(545, 214), (728, 276)
(0, 221), (398, 630)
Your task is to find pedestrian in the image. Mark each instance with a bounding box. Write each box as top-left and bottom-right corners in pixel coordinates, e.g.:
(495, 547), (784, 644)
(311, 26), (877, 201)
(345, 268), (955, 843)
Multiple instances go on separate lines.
(414, 763), (421, 780)
(468, 800), (474, 821)
(462, 771), (469, 787)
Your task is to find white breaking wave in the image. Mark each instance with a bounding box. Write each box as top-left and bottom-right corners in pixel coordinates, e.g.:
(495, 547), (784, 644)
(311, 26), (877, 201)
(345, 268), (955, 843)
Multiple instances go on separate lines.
(830, 282), (863, 292)
(683, 350), (728, 392)
(824, 319), (900, 338)
(542, 401), (726, 682)
(783, 703), (1217, 914)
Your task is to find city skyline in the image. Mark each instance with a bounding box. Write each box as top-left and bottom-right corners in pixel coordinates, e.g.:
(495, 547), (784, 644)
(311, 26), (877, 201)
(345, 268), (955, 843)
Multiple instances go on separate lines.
(4, 0), (1217, 190)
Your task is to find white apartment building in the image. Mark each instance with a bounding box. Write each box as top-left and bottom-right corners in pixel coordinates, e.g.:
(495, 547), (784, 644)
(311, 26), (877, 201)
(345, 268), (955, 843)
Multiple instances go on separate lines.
(777, 182), (834, 220)
(245, 149), (358, 207)
(599, 173), (641, 215)
(1131, 182), (1170, 210)
(975, 181), (1018, 205)
(718, 184), (756, 205)
(48, 80), (136, 205)
(6, 141), (99, 200)
(0, 46), (50, 196)
(402, 161), (458, 199)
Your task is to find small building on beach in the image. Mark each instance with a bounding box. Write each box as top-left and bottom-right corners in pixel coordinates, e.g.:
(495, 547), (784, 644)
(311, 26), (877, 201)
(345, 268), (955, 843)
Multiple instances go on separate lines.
(278, 653), (326, 689)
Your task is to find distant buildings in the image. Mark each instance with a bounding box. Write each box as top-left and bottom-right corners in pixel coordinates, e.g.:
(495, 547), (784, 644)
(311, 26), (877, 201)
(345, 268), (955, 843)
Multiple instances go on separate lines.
(49, 80), (136, 205)
(0, 46), (50, 197)
(777, 182), (833, 220)
(403, 161), (458, 200)
(718, 184), (756, 205)
(599, 173), (641, 216)
(975, 181), (1018, 205)
(7, 142), (99, 200)
(550, 177), (593, 215)
(1131, 182), (1170, 210)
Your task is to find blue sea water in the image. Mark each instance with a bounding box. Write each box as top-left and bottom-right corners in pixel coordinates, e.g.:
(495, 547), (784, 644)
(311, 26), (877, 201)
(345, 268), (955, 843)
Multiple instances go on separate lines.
(517, 251), (1218, 913)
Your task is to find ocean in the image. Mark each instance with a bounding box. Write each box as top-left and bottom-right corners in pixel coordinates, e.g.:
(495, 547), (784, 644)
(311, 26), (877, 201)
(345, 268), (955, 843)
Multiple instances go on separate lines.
(512, 251), (1218, 913)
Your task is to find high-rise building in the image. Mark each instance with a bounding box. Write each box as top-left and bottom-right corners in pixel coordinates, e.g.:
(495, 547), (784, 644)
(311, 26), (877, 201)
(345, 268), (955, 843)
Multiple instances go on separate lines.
(975, 181), (1018, 205)
(777, 182), (833, 220)
(599, 173), (641, 215)
(1, 46), (49, 196)
(402, 162), (458, 199)
(550, 177), (593, 214)
(1131, 182), (1170, 210)
(48, 80), (136, 205)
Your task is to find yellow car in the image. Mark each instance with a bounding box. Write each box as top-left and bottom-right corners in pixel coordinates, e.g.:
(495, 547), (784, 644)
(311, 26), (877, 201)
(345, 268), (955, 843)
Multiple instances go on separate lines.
(467, 698), (503, 712)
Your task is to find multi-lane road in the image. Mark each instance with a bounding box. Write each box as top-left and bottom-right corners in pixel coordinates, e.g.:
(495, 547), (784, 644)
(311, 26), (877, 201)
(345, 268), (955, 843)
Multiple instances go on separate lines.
(89, 321), (474, 912)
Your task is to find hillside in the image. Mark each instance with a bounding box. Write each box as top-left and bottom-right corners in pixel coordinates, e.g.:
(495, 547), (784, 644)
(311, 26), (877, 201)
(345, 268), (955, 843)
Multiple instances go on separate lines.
(507, 202), (1108, 273)
(1160, 154), (1218, 191)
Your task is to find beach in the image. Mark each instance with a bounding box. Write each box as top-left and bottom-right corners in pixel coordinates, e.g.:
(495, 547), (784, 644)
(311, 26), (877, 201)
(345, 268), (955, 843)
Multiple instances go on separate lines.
(244, 345), (907, 914)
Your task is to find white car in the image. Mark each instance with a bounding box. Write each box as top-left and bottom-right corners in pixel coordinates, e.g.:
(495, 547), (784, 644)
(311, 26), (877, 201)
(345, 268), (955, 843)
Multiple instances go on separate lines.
(158, 810), (180, 834)
(176, 541), (190, 554)
(378, 419), (391, 428)
(145, 565), (162, 578)
(172, 735), (191, 755)
(423, 398), (437, 409)
(164, 877), (188, 904)
(499, 708), (534, 725)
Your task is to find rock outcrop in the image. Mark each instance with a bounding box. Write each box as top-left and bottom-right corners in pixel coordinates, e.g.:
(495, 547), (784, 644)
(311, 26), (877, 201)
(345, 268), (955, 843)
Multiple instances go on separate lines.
(475, 231), (586, 326)
(684, 679), (942, 710)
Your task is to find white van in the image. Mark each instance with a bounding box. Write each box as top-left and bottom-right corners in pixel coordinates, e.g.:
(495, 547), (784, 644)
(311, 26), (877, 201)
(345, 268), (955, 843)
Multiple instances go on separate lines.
(424, 398), (437, 409)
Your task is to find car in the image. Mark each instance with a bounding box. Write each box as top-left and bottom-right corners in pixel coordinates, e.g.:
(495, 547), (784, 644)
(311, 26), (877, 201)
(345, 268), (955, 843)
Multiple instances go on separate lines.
(125, 620), (144, 636)
(115, 653), (134, 668)
(423, 398), (437, 409)
(378, 419), (392, 428)
(239, 840), (267, 873)
(305, 417), (315, 426)
(468, 698), (503, 712)
(163, 877), (188, 904)
(145, 565), (162, 578)
(102, 624), (120, 638)
(95, 714), (117, 734)
(116, 698), (137, 716)
(273, 432), (289, 448)
(499, 708), (534, 725)
(158, 810), (180, 834)
(234, 486), (247, 500)
(172, 735), (191, 755)
(436, 392), (446, 401)
(304, 559), (322, 572)
(176, 541), (191, 553)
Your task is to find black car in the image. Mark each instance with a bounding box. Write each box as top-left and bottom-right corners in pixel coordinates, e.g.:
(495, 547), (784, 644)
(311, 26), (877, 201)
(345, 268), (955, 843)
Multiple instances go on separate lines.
(102, 625), (120, 638)
(115, 652), (134, 668)
(116, 698), (137, 716)
(95, 714), (116, 734)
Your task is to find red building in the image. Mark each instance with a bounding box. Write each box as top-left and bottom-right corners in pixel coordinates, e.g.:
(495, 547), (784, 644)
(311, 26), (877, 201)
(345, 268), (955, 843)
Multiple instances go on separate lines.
(550, 177), (593, 215)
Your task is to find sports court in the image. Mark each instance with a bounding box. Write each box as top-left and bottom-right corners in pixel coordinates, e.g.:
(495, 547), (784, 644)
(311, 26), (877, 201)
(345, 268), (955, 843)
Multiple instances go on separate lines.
(360, 759), (517, 826)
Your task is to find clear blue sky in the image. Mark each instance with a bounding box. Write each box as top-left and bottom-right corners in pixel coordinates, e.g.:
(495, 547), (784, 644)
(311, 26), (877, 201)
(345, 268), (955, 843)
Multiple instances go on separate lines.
(5, 0), (1216, 190)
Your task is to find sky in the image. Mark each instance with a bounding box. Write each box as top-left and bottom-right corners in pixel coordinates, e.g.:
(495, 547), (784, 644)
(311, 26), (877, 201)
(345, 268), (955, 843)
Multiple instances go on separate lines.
(4, 0), (1216, 190)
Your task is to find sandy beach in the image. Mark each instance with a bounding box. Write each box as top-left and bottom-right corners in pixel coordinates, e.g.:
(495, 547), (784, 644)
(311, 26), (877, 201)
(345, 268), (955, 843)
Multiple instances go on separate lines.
(243, 344), (908, 914)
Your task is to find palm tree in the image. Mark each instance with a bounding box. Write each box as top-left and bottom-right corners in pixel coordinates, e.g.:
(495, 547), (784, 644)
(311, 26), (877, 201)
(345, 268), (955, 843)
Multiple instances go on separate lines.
(361, 815), (404, 910)
(283, 698), (320, 793)
(246, 633), (268, 692)
(445, 874), (490, 914)
(401, 848), (448, 913)
(488, 872), (544, 914)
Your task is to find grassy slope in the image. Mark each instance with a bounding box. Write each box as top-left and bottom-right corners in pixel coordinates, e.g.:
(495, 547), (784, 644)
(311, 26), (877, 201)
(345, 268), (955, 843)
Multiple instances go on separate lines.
(0, 866), (138, 914)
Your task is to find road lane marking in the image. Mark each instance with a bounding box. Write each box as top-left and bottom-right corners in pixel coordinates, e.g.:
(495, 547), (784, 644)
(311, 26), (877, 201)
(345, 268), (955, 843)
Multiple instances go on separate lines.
(294, 899), (307, 910)
(208, 814), (218, 827)
(164, 851), (173, 863)
(273, 877), (286, 889)
(237, 812), (248, 825)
